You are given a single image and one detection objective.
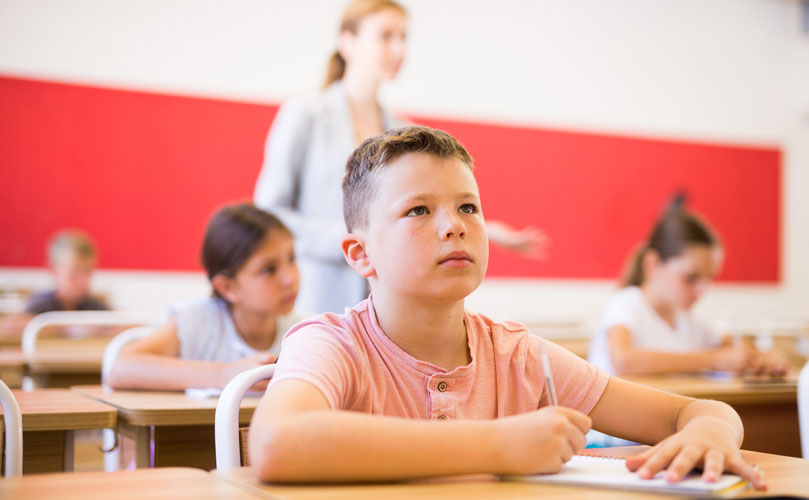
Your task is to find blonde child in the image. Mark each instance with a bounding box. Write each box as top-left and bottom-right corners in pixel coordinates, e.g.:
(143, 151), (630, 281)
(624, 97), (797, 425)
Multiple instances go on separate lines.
(1, 230), (109, 337)
(588, 210), (786, 377)
(248, 126), (765, 488)
(106, 203), (307, 390)
(27, 230), (108, 313)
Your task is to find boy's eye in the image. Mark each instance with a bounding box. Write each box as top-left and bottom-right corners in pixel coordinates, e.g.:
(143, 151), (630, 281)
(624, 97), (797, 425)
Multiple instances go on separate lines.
(459, 203), (478, 214)
(264, 265), (278, 275)
(289, 253), (296, 264)
(406, 206), (429, 217)
(683, 273), (700, 285)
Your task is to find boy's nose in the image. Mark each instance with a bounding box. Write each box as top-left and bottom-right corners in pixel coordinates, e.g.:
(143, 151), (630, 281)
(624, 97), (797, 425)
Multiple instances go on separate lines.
(439, 210), (466, 240)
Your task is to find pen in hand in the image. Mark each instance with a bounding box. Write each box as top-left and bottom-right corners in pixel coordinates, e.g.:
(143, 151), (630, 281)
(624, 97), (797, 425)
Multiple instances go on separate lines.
(540, 341), (558, 406)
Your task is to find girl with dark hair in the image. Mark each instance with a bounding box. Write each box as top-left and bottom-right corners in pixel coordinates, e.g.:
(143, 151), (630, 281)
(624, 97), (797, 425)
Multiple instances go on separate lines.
(587, 209), (786, 377)
(106, 203), (307, 390)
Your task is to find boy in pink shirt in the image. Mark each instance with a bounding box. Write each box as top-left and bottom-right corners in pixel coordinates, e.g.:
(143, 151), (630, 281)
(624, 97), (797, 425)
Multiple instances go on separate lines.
(249, 126), (765, 488)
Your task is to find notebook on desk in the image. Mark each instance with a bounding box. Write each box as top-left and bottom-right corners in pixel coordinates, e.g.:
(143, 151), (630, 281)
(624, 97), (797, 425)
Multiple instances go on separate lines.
(505, 454), (746, 496)
(184, 388), (265, 399)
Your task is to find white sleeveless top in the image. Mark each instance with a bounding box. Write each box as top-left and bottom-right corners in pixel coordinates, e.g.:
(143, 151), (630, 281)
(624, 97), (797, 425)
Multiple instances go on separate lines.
(167, 297), (308, 363)
(587, 287), (721, 375)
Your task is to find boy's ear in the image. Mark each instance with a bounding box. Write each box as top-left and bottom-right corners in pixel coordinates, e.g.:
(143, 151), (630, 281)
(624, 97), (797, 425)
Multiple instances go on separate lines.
(211, 274), (238, 303)
(341, 232), (375, 278)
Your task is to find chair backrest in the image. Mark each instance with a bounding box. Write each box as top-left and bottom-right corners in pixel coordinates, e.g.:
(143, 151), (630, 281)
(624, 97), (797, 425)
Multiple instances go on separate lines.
(215, 363), (276, 470)
(799, 360), (809, 458)
(101, 325), (153, 385)
(0, 379), (22, 477)
(22, 310), (154, 355)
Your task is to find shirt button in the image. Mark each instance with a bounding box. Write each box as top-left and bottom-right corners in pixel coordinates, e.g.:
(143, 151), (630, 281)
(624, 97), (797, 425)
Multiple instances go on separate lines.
(437, 415), (448, 421)
(437, 381), (448, 392)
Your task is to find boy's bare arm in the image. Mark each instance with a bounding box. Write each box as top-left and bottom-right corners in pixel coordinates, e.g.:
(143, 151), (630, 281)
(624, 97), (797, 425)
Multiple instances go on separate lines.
(589, 376), (765, 489)
(249, 379), (592, 482)
(105, 320), (273, 390)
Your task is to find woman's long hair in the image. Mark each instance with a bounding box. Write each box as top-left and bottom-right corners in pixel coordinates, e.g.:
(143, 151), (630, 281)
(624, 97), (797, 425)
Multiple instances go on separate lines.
(323, 0), (406, 88)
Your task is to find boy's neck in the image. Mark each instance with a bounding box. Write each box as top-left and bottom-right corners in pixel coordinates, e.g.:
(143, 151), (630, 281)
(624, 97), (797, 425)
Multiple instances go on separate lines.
(54, 290), (81, 310)
(640, 284), (676, 328)
(228, 305), (278, 351)
(371, 292), (470, 372)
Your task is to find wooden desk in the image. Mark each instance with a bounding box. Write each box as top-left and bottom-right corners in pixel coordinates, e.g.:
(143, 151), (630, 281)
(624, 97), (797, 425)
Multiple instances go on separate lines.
(72, 385), (261, 470)
(0, 466), (265, 500)
(0, 348), (24, 388)
(0, 339), (107, 389)
(212, 446), (809, 500)
(27, 338), (108, 388)
(0, 389), (116, 474)
(626, 374), (801, 457)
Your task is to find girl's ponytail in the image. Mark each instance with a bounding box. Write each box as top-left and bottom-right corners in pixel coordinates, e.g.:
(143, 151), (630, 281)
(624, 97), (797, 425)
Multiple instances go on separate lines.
(622, 244), (649, 287)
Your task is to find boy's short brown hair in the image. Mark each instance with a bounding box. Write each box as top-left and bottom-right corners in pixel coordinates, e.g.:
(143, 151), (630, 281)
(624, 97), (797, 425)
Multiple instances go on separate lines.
(342, 126), (474, 231)
(47, 229), (97, 266)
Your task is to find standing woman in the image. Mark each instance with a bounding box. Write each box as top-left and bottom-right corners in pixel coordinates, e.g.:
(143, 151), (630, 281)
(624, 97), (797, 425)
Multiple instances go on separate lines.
(255, 0), (543, 313)
(254, 0), (407, 314)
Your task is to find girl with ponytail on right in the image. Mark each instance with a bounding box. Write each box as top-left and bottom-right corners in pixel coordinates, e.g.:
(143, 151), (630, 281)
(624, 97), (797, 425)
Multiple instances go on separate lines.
(587, 206), (786, 377)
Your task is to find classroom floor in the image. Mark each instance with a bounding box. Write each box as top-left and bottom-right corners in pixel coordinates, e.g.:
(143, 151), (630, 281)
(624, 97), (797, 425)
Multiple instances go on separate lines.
(74, 430), (105, 472)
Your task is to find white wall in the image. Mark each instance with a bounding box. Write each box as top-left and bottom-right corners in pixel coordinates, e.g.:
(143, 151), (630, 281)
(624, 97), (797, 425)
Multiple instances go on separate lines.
(1, 0), (807, 330)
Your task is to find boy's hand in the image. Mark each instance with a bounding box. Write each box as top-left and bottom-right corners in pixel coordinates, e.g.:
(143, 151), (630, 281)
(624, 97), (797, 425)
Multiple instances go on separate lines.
(219, 352), (277, 388)
(496, 406), (591, 475)
(625, 416), (766, 490)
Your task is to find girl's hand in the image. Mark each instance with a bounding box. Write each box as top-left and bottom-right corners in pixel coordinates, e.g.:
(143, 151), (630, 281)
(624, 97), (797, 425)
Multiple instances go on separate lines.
(625, 416), (766, 490)
(218, 352), (277, 388)
(495, 406), (591, 475)
(746, 351), (789, 377)
(711, 345), (753, 372)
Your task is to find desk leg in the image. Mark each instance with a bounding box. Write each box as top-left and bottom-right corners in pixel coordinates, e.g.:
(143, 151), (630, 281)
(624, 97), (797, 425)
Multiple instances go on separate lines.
(735, 401), (801, 457)
(22, 430), (64, 473)
(153, 425), (216, 470)
(118, 421), (152, 468)
(61, 430), (74, 472)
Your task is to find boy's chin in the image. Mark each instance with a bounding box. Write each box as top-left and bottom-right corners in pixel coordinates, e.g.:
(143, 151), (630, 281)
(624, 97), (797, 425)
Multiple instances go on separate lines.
(416, 282), (481, 304)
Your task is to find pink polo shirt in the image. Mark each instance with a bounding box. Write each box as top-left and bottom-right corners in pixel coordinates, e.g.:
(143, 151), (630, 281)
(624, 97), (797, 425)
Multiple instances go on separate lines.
(270, 297), (609, 419)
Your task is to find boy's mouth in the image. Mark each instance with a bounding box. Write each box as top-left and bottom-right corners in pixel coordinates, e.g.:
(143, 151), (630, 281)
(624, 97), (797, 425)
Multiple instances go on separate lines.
(438, 250), (473, 265)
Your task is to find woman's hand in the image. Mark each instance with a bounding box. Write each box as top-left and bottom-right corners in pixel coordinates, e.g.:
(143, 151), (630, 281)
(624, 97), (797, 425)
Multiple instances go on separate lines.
(625, 416), (766, 489)
(485, 220), (549, 259)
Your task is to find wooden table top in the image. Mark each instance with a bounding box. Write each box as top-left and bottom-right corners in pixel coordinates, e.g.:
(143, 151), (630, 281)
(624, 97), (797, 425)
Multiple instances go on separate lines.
(0, 466), (264, 500)
(625, 373), (798, 405)
(71, 385), (261, 427)
(212, 446), (809, 500)
(0, 348), (24, 369)
(0, 388), (116, 431)
(0, 339), (108, 373)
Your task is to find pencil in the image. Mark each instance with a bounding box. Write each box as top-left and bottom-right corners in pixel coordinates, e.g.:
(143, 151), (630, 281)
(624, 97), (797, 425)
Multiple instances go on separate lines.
(540, 341), (558, 406)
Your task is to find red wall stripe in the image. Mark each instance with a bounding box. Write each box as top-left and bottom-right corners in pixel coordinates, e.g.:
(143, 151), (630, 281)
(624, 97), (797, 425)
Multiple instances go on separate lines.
(417, 117), (781, 281)
(0, 76), (780, 281)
